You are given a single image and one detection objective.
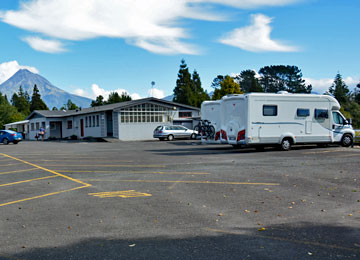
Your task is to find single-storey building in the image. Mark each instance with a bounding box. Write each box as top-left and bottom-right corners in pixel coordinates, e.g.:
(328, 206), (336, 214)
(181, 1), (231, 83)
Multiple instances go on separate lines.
(25, 97), (200, 141)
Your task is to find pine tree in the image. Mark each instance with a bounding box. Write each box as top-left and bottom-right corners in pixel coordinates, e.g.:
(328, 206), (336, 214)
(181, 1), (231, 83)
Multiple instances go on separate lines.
(328, 73), (350, 104)
(91, 95), (105, 107)
(30, 85), (48, 112)
(106, 92), (131, 104)
(173, 59), (193, 105)
(191, 70), (209, 107)
(173, 60), (209, 107)
(61, 99), (78, 110)
(11, 86), (31, 116)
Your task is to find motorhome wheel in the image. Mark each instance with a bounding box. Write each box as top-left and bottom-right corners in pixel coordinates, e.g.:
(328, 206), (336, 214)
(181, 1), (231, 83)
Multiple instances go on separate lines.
(341, 134), (353, 147)
(280, 138), (291, 151)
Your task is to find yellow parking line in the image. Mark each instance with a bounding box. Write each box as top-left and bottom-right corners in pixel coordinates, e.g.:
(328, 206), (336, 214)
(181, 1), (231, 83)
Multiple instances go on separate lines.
(57, 170), (209, 175)
(0, 153), (91, 187)
(32, 159), (134, 162)
(303, 150), (340, 154)
(43, 164), (166, 168)
(87, 179), (280, 186)
(0, 185), (88, 207)
(205, 228), (360, 252)
(0, 168), (37, 175)
(0, 175), (57, 187)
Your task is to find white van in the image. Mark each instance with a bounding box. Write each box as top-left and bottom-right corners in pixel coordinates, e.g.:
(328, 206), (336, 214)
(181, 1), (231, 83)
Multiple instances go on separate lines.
(222, 92), (355, 150)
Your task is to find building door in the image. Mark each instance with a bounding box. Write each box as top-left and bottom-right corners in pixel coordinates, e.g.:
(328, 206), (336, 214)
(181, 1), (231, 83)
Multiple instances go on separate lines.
(80, 119), (84, 137)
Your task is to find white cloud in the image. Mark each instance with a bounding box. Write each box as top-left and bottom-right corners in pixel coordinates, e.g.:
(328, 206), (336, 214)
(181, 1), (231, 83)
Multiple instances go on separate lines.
(219, 14), (298, 52)
(131, 93), (142, 100)
(72, 84), (142, 101)
(148, 88), (165, 99)
(0, 0), (300, 54)
(305, 76), (359, 94)
(0, 60), (39, 84)
(23, 37), (66, 53)
(72, 84), (168, 101)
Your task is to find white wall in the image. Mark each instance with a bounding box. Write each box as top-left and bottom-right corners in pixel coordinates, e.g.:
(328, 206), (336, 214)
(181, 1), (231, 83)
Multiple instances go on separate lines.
(118, 122), (164, 141)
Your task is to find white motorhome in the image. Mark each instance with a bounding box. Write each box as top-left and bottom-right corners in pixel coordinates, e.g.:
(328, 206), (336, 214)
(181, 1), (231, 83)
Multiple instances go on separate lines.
(221, 92), (355, 150)
(200, 100), (223, 143)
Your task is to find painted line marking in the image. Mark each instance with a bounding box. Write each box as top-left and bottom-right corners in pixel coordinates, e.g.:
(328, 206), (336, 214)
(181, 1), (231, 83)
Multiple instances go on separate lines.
(0, 186), (88, 207)
(0, 153), (91, 186)
(205, 228), (360, 252)
(57, 170), (209, 175)
(0, 168), (38, 175)
(0, 163), (25, 167)
(0, 175), (57, 187)
(89, 190), (152, 198)
(42, 164), (166, 168)
(303, 150), (341, 155)
(30, 159), (134, 162)
(330, 154), (360, 158)
(86, 179), (280, 186)
(0, 153), (92, 207)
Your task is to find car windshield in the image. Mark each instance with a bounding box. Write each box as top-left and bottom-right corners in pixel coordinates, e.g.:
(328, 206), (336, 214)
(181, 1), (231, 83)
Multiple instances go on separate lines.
(155, 126), (163, 131)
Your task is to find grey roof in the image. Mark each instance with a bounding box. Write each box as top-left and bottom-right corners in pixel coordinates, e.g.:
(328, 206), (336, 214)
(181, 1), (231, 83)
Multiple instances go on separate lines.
(26, 97), (199, 119)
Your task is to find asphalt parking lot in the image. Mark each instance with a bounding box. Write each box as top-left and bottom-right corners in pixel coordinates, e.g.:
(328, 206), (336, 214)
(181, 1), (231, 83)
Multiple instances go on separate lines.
(0, 140), (359, 260)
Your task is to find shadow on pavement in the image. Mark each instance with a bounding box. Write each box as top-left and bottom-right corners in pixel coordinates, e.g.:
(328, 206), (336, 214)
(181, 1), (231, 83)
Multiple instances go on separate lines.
(3, 223), (359, 260)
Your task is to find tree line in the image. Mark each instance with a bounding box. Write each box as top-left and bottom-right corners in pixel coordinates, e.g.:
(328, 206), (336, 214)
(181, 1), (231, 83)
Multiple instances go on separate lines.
(172, 59), (360, 128)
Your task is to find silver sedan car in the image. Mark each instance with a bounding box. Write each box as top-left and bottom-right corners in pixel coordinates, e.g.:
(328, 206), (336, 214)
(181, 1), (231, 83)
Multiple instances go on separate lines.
(153, 125), (198, 141)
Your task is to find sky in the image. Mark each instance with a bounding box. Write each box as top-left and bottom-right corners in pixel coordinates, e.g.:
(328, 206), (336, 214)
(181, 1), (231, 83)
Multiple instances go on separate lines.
(0, 0), (359, 101)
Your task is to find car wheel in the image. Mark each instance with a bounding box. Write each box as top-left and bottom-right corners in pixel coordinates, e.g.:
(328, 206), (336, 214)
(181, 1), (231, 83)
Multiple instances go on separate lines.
(167, 135), (174, 141)
(341, 134), (353, 147)
(13, 141), (18, 144)
(190, 133), (196, 139)
(280, 138), (291, 151)
(3, 138), (9, 145)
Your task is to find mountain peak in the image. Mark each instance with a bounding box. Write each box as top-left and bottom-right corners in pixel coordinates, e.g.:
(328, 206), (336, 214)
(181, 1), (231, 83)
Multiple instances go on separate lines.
(0, 69), (92, 109)
(14, 68), (38, 77)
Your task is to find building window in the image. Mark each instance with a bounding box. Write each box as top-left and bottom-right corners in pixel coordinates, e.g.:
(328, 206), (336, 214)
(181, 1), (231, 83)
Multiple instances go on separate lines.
(85, 117), (88, 127)
(315, 109), (328, 119)
(36, 122), (40, 130)
(263, 105), (277, 116)
(179, 112), (192, 118)
(67, 120), (73, 129)
(89, 116), (92, 127)
(50, 123), (56, 130)
(31, 123), (34, 131)
(297, 108), (310, 117)
(96, 115), (99, 126)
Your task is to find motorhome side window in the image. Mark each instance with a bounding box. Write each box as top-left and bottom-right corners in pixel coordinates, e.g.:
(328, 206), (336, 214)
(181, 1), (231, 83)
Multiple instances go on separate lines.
(297, 108), (310, 117)
(263, 105), (277, 116)
(314, 109), (328, 119)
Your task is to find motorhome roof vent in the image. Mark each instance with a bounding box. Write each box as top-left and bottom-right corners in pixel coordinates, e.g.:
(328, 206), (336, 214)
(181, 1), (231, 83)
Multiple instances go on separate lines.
(277, 91), (289, 94)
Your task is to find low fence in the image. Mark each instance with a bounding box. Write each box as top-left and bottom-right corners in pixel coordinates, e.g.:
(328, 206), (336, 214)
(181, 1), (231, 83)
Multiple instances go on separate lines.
(355, 129), (360, 143)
